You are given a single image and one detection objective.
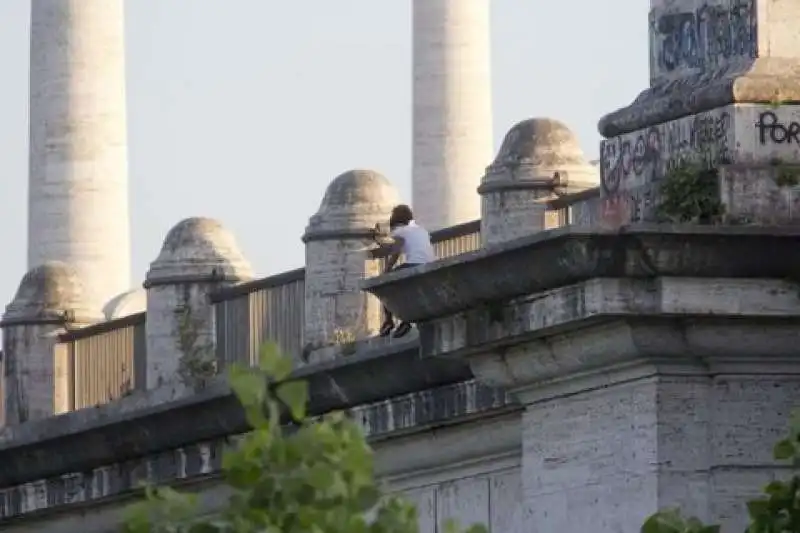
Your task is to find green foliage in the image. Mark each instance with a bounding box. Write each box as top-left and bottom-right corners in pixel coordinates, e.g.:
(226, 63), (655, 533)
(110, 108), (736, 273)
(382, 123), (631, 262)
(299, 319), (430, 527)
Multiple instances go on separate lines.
(642, 411), (800, 533)
(174, 305), (217, 388)
(775, 167), (800, 188)
(656, 164), (725, 224)
(122, 342), (488, 533)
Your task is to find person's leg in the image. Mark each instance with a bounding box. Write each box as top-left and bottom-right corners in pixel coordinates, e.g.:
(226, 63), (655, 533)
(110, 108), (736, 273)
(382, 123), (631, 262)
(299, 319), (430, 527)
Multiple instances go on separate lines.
(379, 263), (417, 337)
(389, 264), (419, 338)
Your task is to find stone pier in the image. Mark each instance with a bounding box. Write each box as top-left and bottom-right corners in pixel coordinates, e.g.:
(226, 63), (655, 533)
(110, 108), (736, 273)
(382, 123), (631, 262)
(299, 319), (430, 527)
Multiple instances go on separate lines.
(363, 224), (800, 532)
(597, 0), (800, 226)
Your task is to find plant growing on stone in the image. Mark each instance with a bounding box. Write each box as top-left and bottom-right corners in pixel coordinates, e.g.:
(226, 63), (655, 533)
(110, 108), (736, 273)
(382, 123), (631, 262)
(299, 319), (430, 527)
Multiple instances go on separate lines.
(656, 163), (724, 224)
(174, 304), (217, 387)
(122, 342), (487, 533)
(332, 328), (357, 356)
(641, 411), (800, 533)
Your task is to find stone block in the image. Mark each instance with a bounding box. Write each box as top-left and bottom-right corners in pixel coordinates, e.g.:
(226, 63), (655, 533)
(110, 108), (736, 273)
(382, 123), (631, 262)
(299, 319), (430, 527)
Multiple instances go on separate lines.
(598, 104), (800, 225)
(600, 0), (800, 136)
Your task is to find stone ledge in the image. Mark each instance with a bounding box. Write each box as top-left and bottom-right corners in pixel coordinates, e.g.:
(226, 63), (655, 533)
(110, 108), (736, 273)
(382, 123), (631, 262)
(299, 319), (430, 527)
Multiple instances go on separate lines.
(598, 58), (800, 137)
(0, 380), (515, 521)
(470, 317), (800, 404)
(361, 224), (800, 323)
(0, 340), (471, 488)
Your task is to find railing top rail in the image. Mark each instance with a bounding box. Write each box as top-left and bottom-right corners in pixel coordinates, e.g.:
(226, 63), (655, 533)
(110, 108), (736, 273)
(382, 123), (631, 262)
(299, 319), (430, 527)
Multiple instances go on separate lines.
(546, 187), (601, 210)
(59, 312), (146, 343)
(210, 266), (306, 303)
(428, 219), (481, 242)
(210, 220), (483, 303)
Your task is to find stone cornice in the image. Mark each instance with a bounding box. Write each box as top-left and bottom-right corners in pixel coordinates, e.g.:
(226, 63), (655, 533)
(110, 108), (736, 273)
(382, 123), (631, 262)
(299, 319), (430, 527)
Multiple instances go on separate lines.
(597, 58), (800, 137)
(0, 340), (472, 488)
(0, 380), (516, 521)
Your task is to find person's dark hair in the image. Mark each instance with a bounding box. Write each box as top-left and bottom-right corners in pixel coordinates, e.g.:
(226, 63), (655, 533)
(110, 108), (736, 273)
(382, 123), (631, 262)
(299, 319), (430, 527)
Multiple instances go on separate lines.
(389, 204), (414, 229)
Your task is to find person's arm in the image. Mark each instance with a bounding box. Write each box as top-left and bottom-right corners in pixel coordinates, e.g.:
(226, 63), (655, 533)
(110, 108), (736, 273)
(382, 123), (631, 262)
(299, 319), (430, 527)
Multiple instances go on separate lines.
(385, 236), (404, 270)
(367, 237), (403, 259)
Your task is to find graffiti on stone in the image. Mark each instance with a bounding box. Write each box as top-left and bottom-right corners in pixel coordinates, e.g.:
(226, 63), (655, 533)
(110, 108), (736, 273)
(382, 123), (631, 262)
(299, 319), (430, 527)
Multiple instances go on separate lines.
(756, 111), (800, 145)
(649, 0), (757, 79)
(600, 111), (731, 195)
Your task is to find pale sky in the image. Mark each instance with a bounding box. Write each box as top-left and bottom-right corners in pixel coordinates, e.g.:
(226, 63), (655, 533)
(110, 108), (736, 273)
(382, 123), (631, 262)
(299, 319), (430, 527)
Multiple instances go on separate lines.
(0, 0), (649, 310)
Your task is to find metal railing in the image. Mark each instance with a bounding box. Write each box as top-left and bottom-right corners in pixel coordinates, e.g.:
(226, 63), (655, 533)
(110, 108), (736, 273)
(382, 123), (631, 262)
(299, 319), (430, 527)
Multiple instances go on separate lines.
(58, 313), (146, 410)
(546, 187), (601, 227)
(211, 268), (305, 369)
(48, 199), (598, 413)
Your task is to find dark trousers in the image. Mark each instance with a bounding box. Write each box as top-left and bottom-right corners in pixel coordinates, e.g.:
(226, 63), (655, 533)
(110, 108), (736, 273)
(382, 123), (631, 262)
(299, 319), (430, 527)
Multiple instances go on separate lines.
(382, 263), (419, 324)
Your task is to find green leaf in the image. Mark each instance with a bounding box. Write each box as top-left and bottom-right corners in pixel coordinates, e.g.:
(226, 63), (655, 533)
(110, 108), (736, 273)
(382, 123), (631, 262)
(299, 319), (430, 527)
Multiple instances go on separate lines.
(774, 438), (796, 460)
(259, 342), (293, 380)
(763, 481), (788, 497)
(641, 509), (686, 533)
(276, 380), (308, 421)
(229, 364), (266, 409)
(746, 499), (770, 519)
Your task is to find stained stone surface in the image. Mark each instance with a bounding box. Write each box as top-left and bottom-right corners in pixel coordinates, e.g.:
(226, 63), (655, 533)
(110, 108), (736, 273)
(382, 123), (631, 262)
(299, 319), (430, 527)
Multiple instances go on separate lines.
(599, 0), (800, 136)
(598, 104), (800, 224)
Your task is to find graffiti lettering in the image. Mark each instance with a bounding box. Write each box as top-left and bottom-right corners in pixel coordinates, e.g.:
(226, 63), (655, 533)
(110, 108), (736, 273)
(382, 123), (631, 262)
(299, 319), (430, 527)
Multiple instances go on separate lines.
(650, 0), (756, 76)
(756, 111), (800, 145)
(600, 112), (730, 195)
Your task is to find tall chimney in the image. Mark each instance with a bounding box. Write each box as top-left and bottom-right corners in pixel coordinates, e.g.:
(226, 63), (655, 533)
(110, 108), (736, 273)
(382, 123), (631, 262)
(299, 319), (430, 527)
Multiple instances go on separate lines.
(28, 0), (131, 316)
(412, 0), (494, 231)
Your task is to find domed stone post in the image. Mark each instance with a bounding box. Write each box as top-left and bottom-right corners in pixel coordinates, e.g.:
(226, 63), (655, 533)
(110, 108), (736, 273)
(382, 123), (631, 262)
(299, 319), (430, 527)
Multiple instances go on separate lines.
(1, 262), (96, 425)
(302, 169), (399, 362)
(144, 218), (253, 391)
(479, 118), (599, 246)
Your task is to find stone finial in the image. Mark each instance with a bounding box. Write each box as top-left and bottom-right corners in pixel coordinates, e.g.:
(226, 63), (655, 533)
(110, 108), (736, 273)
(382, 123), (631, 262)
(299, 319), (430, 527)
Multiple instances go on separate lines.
(145, 217), (254, 287)
(479, 118), (599, 245)
(480, 118), (599, 194)
(103, 288), (146, 320)
(2, 262), (94, 425)
(302, 169), (400, 362)
(2, 261), (95, 326)
(303, 169), (400, 242)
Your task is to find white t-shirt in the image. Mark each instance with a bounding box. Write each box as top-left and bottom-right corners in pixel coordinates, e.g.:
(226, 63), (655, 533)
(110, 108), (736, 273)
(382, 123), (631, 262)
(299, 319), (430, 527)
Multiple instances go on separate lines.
(391, 221), (436, 264)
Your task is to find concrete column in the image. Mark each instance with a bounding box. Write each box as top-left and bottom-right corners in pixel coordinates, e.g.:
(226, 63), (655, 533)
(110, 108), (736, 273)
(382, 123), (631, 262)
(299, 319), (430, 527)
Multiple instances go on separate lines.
(28, 0), (132, 316)
(479, 118), (599, 246)
(412, 0), (493, 231)
(145, 218), (252, 391)
(303, 170), (399, 362)
(1, 262), (95, 425)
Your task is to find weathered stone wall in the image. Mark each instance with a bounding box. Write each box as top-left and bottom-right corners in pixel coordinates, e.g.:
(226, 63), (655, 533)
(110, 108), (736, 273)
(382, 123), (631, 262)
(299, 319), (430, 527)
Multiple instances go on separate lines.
(303, 238), (384, 353)
(598, 104), (800, 224)
(648, 0), (758, 86)
(1, 326), (60, 425)
(0, 380), (520, 533)
(145, 282), (218, 391)
(481, 189), (549, 245)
